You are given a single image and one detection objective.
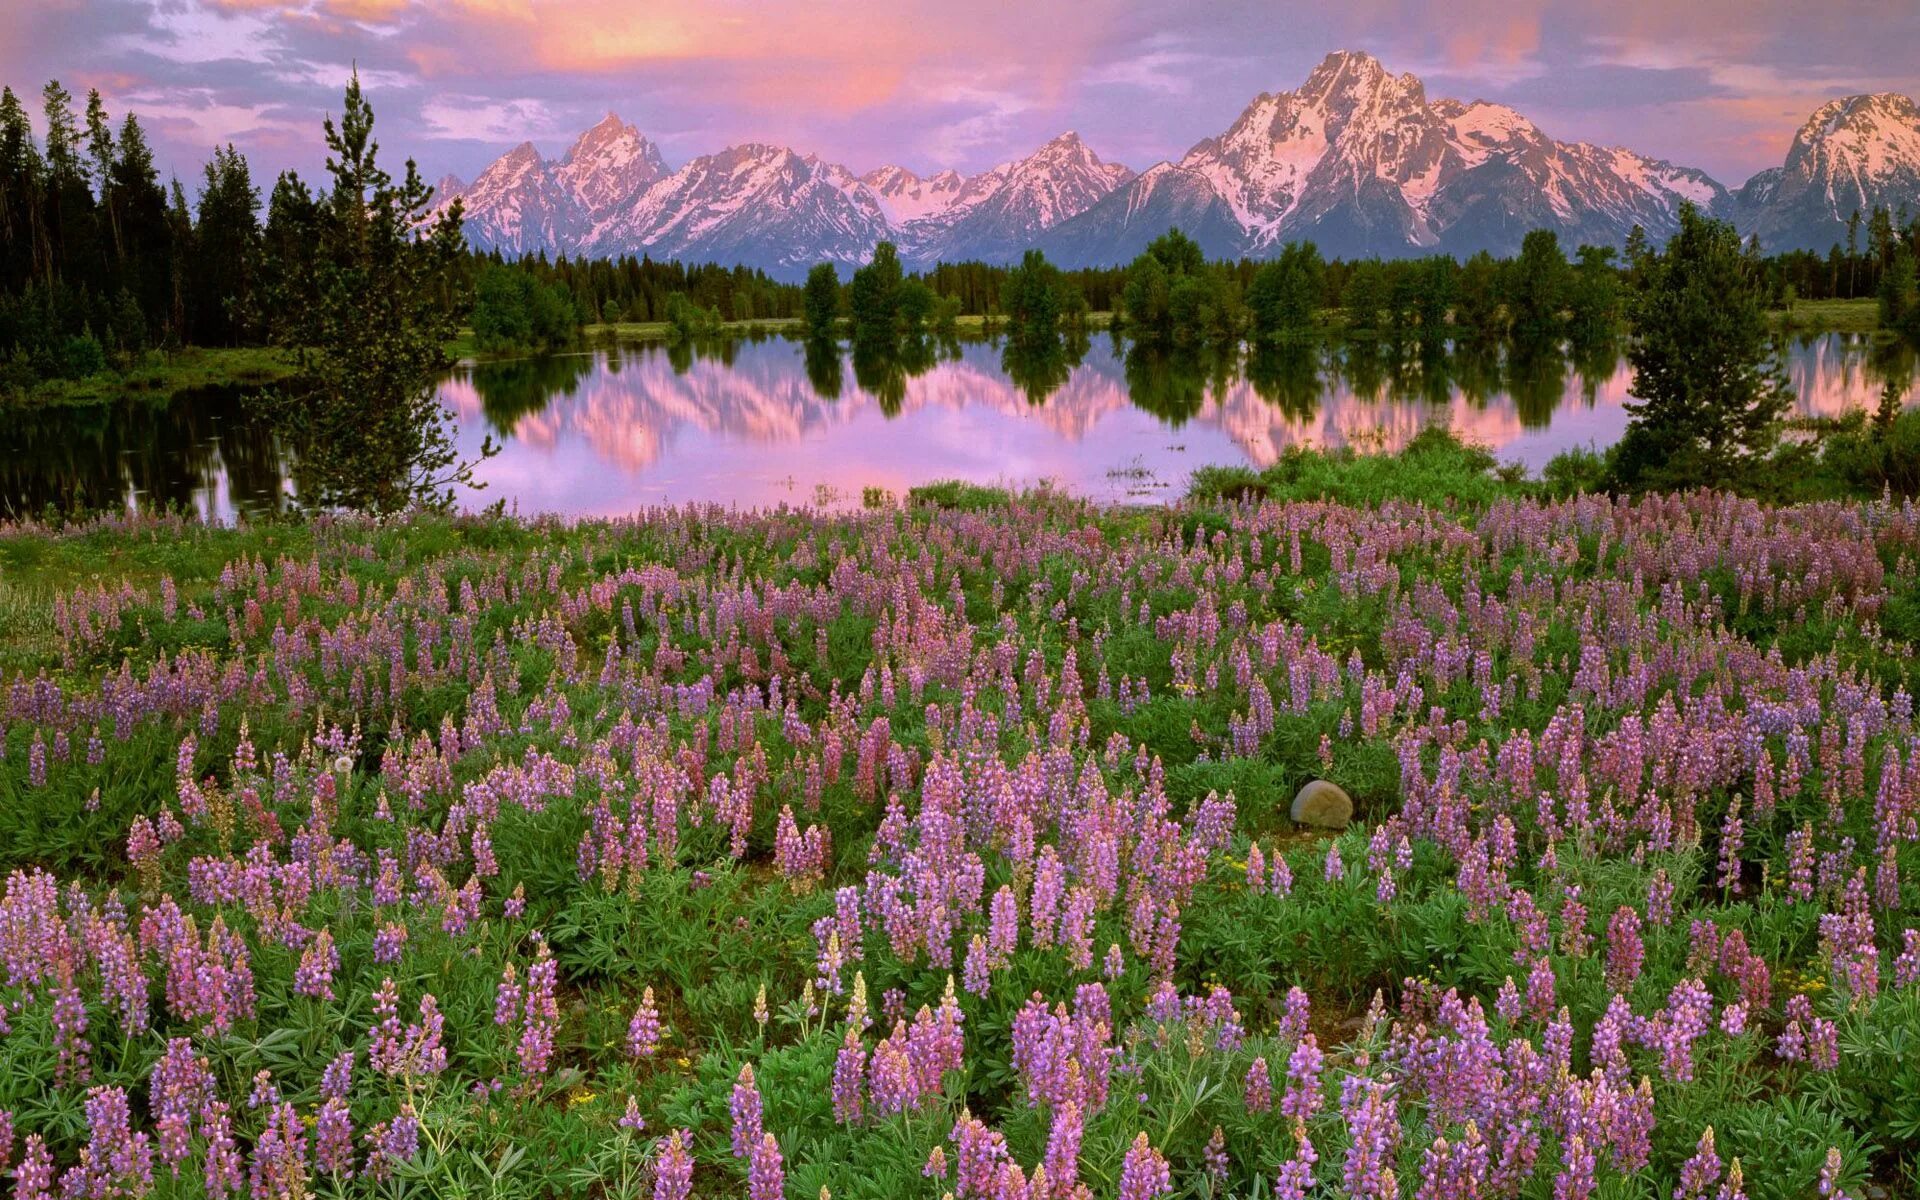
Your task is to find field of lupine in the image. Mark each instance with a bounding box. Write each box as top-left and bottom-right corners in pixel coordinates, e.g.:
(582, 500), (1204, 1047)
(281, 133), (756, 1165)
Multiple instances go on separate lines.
(0, 485), (1917, 1199)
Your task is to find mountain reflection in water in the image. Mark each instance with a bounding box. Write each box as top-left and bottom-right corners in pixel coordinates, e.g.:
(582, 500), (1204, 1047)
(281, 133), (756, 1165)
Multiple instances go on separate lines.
(441, 332), (1915, 516)
(3, 333), (1913, 519)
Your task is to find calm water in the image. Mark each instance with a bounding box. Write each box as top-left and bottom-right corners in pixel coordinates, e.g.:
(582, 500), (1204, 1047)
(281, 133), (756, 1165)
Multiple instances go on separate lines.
(5, 333), (1915, 519)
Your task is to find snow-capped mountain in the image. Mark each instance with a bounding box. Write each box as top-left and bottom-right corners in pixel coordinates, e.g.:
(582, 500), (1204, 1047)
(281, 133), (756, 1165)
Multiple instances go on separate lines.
(553, 114), (668, 217)
(431, 57), (1919, 273)
(438, 141), (582, 255)
(859, 165), (967, 225)
(900, 132), (1134, 265)
(1039, 51), (1730, 264)
(584, 144), (895, 275)
(1735, 93), (1920, 252)
(429, 116), (667, 256)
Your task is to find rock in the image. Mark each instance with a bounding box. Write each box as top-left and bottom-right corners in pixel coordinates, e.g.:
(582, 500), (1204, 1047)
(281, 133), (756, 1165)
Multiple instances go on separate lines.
(1291, 779), (1352, 829)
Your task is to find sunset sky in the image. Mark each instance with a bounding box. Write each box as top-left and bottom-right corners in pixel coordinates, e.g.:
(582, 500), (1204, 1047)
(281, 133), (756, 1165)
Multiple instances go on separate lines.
(9, 0), (1918, 190)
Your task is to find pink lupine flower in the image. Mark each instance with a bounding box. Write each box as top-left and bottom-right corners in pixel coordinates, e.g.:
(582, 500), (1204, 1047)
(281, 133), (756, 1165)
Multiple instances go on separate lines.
(652, 1130), (694, 1200)
(627, 987), (662, 1058)
(748, 1132), (784, 1200)
(1117, 1133), (1170, 1200)
(730, 1063), (764, 1157)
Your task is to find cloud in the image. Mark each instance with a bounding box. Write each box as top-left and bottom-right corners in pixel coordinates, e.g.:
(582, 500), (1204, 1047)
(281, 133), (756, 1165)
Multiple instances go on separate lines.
(418, 94), (567, 143)
(5, 0), (1916, 192)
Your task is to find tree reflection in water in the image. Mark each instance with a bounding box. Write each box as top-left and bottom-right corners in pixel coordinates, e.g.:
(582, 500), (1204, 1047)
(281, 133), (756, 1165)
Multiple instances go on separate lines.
(6, 332), (1914, 517)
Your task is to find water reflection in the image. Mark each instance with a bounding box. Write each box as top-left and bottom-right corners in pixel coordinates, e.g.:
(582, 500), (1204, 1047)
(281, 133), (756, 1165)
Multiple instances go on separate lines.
(0, 385), (288, 519)
(4, 333), (1915, 519)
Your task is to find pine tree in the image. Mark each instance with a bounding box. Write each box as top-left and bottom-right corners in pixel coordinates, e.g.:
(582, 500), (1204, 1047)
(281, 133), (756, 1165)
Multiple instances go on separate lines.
(189, 145), (260, 345)
(1614, 203), (1791, 490)
(1247, 242), (1322, 343)
(848, 242), (902, 347)
(1506, 229), (1567, 343)
(1001, 249), (1061, 351)
(258, 72), (490, 512)
(801, 262), (839, 340)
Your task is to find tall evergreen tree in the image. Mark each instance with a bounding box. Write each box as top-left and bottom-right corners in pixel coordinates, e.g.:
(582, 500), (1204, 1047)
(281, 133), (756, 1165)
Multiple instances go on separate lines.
(848, 241), (902, 347)
(109, 113), (171, 340)
(801, 261), (839, 341)
(258, 72), (488, 512)
(1001, 248), (1062, 351)
(0, 86), (43, 289)
(189, 145), (260, 345)
(1247, 241), (1322, 343)
(1613, 203), (1791, 490)
(1506, 229), (1567, 343)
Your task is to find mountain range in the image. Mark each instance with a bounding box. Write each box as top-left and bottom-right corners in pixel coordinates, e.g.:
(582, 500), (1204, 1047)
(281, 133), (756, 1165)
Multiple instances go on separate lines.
(432, 51), (1920, 279)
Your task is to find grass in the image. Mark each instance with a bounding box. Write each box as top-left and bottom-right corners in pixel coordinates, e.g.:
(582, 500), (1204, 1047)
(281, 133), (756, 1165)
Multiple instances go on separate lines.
(0, 483), (1913, 1196)
(2, 346), (300, 409)
(1770, 297), (1882, 333)
(1186, 426), (1523, 507)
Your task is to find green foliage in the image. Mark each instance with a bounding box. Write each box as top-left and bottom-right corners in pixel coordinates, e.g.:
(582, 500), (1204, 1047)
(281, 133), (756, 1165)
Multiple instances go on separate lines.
(905, 479), (1013, 510)
(1612, 203), (1792, 492)
(1340, 261), (1389, 333)
(848, 241), (903, 347)
(894, 278), (933, 335)
(1186, 426), (1508, 507)
(1123, 229), (1239, 347)
(1569, 244), (1623, 340)
(663, 291), (723, 341)
(472, 263), (582, 353)
(1244, 240), (1320, 339)
(1001, 249), (1063, 351)
(254, 73), (494, 513)
(1507, 228), (1569, 343)
(802, 262), (841, 341)
(1878, 245), (1918, 337)
(1819, 401), (1920, 496)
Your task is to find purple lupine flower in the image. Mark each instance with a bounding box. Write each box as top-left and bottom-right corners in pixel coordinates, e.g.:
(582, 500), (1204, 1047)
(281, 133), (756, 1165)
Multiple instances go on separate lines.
(627, 987), (662, 1058)
(13, 1136), (55, 1200)
(315, 1096), (355, 1178)
(248, 1100), (309, 1200)
(293, 928), (339, 1000)
(1043, 1100), (1083, 1196)
(1244, 1056), (1273, 1112)
(1340, 1077), (1399, 1200)
(1117, 1133), (1171, 1200)
(1817, 1148), (1852, 1199)
(1323, 842), (1345, 882)
(1203, 1126), (1229, 1183)
(1553, 1133), (1596, 1200)
(832, 1027), (866, 1124)
(1605, 905), (1644, 992)
(1281, 1033), (1325, 1120)
(748, 1131), (784, 1200)
(1279, 986), (1311, 1044)
(730, 1063), (764, 1157)
(1274, 1131), (1318, 1200)
(1674, 1127), (1722, 1200)
(643, 1132), (688, 1200)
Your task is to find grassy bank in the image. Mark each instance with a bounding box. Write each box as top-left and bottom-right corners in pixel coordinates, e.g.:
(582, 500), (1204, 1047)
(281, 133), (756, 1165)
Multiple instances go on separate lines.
(1, 345), (300, 409)
(1770, 296), (1883, 333)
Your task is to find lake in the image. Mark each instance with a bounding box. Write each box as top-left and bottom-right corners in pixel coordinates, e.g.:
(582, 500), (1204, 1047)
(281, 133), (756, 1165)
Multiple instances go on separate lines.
(4, 332), (1915, 519)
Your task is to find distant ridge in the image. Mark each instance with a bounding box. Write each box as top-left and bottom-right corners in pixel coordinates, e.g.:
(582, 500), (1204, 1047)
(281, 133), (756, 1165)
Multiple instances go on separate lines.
(432, 51), (1920, 278)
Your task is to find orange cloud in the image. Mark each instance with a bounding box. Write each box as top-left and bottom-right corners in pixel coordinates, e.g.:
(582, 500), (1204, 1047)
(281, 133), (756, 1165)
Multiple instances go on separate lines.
(321, 0), (411, 20)
(406, 0), (1122, 112)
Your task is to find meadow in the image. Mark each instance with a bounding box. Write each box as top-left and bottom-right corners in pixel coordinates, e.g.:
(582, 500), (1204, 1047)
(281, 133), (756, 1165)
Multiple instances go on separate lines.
(0, 461), (1916, 1198)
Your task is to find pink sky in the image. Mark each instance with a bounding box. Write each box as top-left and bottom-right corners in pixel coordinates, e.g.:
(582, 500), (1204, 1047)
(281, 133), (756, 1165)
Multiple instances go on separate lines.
(7, 0), (1916, 189)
